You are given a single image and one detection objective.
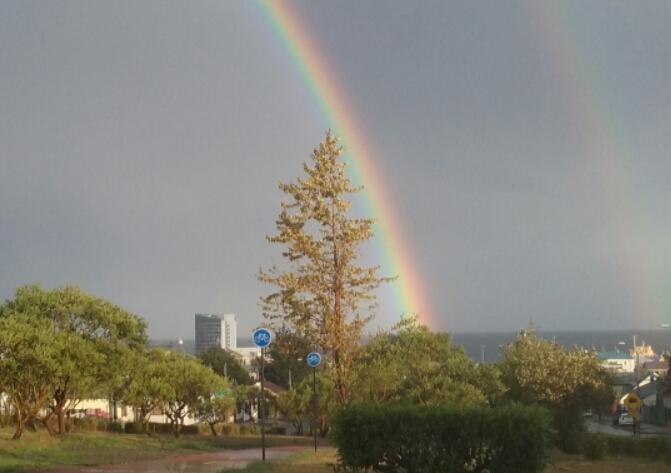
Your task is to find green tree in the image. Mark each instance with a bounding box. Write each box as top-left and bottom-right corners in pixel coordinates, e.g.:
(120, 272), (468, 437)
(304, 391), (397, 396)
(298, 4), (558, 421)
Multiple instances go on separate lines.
(264, 327), (312, 389)
(123, 348), (174, 434)
(161, 352), (224, 437)
(194, 379), (236, 435)
(0, 315), (61, 439)
(276, 383), (311, 434)
(259, 132), (391, 403)
(499, 329), (613, 450)
(199, 347), (251, 385)
(351, 317), (501, 406)
(0, 284), (147, 435)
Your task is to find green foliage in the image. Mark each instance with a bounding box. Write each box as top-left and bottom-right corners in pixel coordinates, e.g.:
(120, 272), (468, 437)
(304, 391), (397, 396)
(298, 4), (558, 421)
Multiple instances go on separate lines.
(581, 433), (607, 460)
(193, 379), (236, 435)
(263, 327), (312, 389)
(199, 347), (251, 385)
(498, 329), (613, 450)
(352, 317), (503, 406)
(600, 434), (671, 463)
(259, 131), (392, 404)
(0, 284), (148, 437)
(160, 351), (226, 437)
(276, 383), (311, 435)
(332, 403), (552, 473)
(0, 315), (63, 438)
(277, 372), (335, 436)
(122, 348), (175, 432)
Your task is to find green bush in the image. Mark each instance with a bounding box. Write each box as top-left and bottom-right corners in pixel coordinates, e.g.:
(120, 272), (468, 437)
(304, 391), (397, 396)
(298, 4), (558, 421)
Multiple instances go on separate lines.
(332, 403), (552, 473)
(122, 421), (199, 435)
(239, 424), (257, 435)
(106, 421), (125, 433)
(71, 417), (106, 431)
(267, 426), (286, 435)
(220, 424), (234, 435)
(581, 434), (607, 460)
(124, 421), (144, 434)
(603, 435), (671, 463)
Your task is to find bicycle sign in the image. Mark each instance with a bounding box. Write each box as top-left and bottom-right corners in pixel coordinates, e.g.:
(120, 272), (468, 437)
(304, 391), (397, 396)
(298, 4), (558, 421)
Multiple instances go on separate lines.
(252, 328), (273, 348)
(306, 352), (321, 368)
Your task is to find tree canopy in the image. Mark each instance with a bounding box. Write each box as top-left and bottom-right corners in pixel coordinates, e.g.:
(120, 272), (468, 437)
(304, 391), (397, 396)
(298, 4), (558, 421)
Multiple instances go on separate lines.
(199, 347), (251, 386)
(498, 329), (613, 450)
(352, 317), (503, 406)
(259, 132), (391, 403)
(0, 284), (147, 438)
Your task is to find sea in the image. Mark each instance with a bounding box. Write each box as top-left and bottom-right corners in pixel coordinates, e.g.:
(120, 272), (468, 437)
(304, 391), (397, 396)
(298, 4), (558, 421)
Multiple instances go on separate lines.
(153, 329), (671, 363)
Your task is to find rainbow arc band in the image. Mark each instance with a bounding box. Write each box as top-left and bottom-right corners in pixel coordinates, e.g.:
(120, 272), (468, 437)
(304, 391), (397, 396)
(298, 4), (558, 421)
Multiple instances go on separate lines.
(258, 0), (433, 326)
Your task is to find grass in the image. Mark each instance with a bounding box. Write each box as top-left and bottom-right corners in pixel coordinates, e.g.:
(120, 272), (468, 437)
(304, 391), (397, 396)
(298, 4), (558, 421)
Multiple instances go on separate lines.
(224, 448), (671, 473)
(0, 427), (318, 472)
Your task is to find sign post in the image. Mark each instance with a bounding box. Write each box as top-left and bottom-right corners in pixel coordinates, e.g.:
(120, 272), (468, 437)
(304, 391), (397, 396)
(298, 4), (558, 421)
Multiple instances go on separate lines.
(624, 392), (642, 436)
(306, 351), (322, 453)
(253, 328), (273, 461)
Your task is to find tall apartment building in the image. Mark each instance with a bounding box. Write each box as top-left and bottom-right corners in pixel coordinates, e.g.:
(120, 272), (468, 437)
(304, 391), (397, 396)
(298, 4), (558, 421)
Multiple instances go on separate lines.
(194, 313), (237, 354)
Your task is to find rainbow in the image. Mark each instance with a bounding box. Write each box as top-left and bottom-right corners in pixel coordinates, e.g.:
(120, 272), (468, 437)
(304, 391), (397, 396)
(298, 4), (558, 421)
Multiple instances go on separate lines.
(530, 2), (665, 326)
(257, 1), (434, 326)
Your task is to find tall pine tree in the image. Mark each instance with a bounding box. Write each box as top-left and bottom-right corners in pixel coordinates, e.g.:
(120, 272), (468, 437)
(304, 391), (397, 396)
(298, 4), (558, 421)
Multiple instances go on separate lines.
(259, 131), (391, 403)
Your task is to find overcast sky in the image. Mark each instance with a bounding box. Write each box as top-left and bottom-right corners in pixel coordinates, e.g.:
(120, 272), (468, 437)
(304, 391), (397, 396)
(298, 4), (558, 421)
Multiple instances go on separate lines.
(1, 1), (670, 339)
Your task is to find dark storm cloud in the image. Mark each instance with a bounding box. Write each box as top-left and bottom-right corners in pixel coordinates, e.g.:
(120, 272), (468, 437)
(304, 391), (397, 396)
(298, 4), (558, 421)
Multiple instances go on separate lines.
(1, 1), (670, 338)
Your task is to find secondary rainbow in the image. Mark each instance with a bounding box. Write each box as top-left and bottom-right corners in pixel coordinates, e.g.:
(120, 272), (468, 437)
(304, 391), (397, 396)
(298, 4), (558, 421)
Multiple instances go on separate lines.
(257, 0), (434, 325)
(529, 1), (665, 327)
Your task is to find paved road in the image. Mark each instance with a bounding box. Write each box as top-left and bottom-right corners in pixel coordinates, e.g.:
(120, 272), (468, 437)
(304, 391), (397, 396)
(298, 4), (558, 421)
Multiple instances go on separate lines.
(45, 446), (304, 473)
(587, 418), (671, 437)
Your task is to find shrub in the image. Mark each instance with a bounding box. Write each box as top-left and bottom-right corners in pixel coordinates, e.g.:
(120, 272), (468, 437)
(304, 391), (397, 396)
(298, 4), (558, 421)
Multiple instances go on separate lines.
(220, 424), (236, 435)
(124, 421), (144, 434)
(603, 435), (671, 463)
(332, 403), (552, 473)
(71, 417), (105, 431)
(239, 424), (257, 435)
(267, 426), (286, 435)
(106, 421), (125, 434)
(582, 434), (607, 460)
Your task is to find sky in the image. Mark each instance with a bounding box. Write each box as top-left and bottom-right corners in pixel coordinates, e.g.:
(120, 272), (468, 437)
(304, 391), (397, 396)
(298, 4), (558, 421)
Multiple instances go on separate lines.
(1, 1), (670, 339)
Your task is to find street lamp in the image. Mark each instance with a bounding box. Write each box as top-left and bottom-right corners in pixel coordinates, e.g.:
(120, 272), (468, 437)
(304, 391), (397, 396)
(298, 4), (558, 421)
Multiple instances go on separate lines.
(288, 357), (303, 390)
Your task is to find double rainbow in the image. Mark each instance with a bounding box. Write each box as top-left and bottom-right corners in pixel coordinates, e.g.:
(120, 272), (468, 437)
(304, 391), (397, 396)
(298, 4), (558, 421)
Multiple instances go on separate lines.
(258, 1), (433, 326)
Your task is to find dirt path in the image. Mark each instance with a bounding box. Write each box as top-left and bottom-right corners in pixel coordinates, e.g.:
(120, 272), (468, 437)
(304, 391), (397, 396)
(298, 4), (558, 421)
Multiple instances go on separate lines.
(44, 446), (305, 473)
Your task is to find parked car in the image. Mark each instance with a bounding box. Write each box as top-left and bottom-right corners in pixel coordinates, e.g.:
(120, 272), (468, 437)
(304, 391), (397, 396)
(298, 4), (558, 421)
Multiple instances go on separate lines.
(618, 414), (634, 426)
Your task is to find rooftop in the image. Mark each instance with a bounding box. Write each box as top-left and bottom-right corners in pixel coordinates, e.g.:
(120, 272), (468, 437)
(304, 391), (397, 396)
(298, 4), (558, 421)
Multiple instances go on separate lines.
(597, 351), (634, 360)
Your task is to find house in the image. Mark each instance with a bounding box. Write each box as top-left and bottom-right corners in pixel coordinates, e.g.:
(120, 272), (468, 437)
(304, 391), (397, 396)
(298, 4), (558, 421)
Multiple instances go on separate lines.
(643, 359), (669, 378)
(597, 351), (635, 374)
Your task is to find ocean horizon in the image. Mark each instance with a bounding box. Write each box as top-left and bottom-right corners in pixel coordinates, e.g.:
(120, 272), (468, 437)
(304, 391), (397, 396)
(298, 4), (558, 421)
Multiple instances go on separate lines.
(152, 329), (671, 363)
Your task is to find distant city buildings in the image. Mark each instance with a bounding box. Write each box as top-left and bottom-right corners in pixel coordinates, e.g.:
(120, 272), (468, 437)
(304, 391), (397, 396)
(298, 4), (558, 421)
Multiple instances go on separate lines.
(597, 351), (635, 374)
(194, 313), (237, 354)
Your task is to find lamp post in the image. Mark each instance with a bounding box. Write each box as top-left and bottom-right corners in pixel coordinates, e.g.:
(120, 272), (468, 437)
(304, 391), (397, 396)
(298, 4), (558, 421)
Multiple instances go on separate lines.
(288, 357), (303, 390)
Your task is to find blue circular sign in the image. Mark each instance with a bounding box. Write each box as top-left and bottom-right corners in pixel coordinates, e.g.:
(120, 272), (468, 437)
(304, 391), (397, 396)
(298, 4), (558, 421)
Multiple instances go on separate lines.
(306, 352), (322, 368)
(252, 328), (273, 348)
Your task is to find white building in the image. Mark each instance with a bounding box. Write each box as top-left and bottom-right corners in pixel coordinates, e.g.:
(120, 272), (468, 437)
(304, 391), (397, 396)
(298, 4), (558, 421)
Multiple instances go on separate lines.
(194, 313), (237, 354)
(597, 351), (636, 374)
(231, 346), (261, 368)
